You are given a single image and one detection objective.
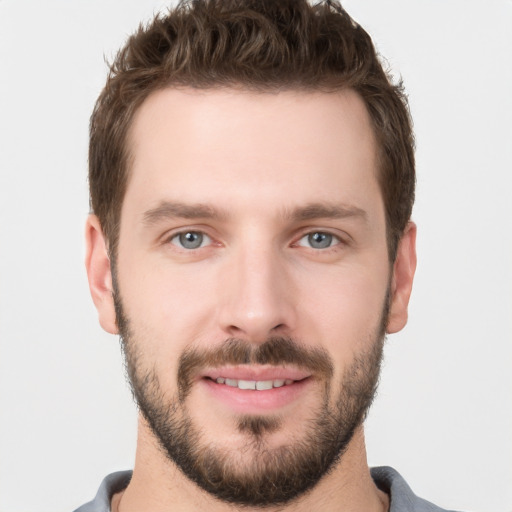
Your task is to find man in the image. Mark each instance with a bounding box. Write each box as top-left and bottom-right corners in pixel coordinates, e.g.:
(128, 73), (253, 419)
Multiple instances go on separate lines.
(78, 1), (458, 511)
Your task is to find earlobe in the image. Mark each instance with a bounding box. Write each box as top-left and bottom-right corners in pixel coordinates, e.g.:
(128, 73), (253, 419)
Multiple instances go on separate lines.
(386, 222), (417, 334)
(84, 215), (118, 334)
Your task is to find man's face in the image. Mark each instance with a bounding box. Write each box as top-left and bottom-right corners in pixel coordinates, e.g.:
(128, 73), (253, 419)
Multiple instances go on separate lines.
(89, 88), (414, 505)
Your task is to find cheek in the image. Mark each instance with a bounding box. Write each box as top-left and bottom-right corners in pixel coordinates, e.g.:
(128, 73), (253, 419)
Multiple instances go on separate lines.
(117, 258), (221, 381)
(296, 263), (389, 354)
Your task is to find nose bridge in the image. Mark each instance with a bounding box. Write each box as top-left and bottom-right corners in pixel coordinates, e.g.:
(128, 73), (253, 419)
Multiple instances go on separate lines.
(218, 236), (295, 341)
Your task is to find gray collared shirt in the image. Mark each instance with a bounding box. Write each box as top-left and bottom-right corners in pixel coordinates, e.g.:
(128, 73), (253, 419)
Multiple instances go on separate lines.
(73, 466), (461, 512)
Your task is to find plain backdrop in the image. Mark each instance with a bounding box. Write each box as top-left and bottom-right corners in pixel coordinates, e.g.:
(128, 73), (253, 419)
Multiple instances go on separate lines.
(0, 1), (511, 511)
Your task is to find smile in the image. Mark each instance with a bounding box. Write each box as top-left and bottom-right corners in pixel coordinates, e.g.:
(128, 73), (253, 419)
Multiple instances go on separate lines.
(201, 371), (311, 414)
(213, 377), (295, 390)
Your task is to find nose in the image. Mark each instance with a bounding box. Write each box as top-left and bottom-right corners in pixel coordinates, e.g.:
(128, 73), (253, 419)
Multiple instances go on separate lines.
(217, 244), (297, 343)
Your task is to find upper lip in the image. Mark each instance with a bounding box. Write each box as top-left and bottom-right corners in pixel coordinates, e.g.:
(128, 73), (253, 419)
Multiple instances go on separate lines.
(200, 365), (311, 382)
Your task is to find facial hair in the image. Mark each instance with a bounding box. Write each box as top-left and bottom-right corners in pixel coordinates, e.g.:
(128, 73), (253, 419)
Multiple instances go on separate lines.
(114, 293), (388, 507)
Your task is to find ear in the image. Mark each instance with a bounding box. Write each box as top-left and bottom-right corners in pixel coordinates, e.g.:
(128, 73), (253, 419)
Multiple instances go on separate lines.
(387, 222), (417, 334)
(84, 214), (118, 334)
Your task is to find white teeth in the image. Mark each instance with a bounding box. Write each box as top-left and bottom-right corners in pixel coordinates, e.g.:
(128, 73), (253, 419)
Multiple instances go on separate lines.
(256, 380), (273, 391)
(238, 380), (256, 390)
(214, 378), (295, 390)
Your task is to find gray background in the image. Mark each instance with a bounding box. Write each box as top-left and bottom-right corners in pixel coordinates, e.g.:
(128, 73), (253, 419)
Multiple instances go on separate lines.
(1, 1), (511, 510)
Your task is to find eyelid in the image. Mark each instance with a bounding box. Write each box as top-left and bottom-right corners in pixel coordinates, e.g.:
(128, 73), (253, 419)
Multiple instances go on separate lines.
(292, 227), (351, 250)
(159, 225), (350, 250)
(170, 231), (212, 249)
(297, 232), (340, 247)
(161, 226), (216, 247)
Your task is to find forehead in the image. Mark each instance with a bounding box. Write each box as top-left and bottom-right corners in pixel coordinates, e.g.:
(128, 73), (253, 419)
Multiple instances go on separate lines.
(123, 87), (381, 221)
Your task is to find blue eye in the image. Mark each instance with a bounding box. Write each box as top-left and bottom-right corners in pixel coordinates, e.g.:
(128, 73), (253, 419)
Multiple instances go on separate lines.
(170, 231), (211, 249)
(298, 232), (339, 249)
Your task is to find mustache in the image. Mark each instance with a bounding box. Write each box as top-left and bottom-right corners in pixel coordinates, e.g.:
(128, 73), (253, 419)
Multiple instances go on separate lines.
(177, 337), (334, 401)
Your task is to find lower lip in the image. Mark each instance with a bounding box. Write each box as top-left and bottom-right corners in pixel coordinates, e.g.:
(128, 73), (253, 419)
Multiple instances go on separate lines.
(200, 378), (311, 414)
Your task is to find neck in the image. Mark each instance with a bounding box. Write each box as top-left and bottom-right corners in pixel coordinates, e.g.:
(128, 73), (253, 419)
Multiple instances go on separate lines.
(115, 416), (389, 512)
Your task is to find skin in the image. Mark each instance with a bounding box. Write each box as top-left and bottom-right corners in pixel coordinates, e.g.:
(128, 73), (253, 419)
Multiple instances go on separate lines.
(86, 88), (416, 512)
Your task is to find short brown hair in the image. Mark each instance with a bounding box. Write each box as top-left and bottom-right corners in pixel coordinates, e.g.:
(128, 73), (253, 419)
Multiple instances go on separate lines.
(89, 0), (415, 261)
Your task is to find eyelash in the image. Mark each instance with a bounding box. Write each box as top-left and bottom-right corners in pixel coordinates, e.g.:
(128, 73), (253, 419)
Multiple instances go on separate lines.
(164, 229), (346, 252)
(167, 230), (213, 250)
(295, 231), (343, 250)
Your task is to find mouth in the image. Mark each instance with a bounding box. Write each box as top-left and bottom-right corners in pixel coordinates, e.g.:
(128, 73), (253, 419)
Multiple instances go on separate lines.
(198, 366), (313, 413)
(209, 377), (296, 391)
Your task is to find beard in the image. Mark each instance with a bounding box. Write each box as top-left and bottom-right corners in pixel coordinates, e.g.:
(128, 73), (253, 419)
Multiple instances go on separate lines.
(114, 291), (388, 508)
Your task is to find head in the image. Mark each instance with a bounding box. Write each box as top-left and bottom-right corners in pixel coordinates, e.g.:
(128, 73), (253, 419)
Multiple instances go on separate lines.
(86, 0), (416, 507)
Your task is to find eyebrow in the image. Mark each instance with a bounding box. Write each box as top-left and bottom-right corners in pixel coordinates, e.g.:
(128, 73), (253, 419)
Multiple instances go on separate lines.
(285, 203), (368, 223)
(142, 200), (367, 225)
(142, 201), (228, 225)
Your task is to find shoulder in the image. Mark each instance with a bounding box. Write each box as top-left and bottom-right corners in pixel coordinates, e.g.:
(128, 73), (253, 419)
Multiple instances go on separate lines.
(371, 466), (464, 512)
(74, 467), (466, 512)
(72, 471), (132, 512)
